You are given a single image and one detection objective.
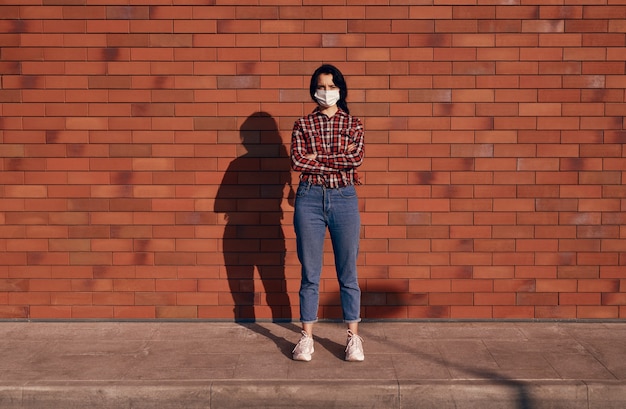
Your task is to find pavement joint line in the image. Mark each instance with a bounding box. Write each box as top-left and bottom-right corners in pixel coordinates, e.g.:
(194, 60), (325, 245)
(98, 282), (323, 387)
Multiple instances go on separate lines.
(1, 380), (625, 408)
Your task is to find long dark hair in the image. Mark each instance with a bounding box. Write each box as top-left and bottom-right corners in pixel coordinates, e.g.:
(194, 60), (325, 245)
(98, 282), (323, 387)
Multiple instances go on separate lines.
(309, 64), (350, 114)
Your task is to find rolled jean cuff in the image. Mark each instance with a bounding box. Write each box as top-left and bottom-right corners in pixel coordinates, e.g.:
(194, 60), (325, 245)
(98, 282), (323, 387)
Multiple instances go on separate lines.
(300, 319), (318, 324)
(344, 318), (361, 324)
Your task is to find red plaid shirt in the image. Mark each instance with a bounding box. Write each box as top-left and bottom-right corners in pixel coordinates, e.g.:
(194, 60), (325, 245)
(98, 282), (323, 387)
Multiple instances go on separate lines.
(290, 108), (364, 188)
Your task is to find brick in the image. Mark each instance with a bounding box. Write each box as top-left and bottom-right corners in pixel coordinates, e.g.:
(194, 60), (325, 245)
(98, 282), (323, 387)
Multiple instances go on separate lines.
(0, 279), (29, 292)
(114, 306), (155, 319)
(9, 291), (51, 306)
(577, 306), (618, 319)
(474, 293), (515, 306)
(536, 305), (582, 318)
(451, 306), (493, 319)
(493, 306), (535, 319)
(407, 305), (447, 319)
(0, 306), (29, 319)
(602, 293), (626, 306)
(538, 6), (582, 19)
(494, 91), (537, 106)
(561, 293), (601, 306)
(474, 213), (516, 226)
(451, 279), (493, 293)
(30, 306), (72, 319)
(558, 266), (599, 280)
(474, 156), (518, 169)
(517, 293), (558, 305)
(579, 279), (620, 293)
(70, 306), (113, 319)
(430, 292), (473, 306)
(536, 279), (578, 293)
(155, 306), (198, 318)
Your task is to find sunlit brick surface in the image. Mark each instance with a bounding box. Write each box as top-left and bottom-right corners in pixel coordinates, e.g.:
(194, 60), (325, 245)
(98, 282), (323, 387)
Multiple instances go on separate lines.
(0, 1), (625, 320)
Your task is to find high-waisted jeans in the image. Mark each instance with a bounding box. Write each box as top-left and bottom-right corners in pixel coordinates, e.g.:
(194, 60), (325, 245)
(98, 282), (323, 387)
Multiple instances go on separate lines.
(293, 182), (361, 324)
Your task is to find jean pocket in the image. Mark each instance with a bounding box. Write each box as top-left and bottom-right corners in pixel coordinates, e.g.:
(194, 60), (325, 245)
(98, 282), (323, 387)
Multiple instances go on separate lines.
(338, 185), (357, 198)
(296, 184), (310, 198)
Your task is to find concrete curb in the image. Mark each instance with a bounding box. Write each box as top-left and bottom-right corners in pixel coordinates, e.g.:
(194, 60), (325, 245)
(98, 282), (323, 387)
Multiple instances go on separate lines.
(1, 380), (624, 409)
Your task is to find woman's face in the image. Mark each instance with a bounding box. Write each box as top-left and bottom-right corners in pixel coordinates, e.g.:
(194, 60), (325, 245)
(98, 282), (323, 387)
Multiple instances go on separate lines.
(316, 73), (338, 91)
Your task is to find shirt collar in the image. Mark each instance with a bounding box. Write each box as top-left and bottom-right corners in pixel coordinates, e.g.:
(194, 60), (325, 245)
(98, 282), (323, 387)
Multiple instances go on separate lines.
(312, 107), (347, 119)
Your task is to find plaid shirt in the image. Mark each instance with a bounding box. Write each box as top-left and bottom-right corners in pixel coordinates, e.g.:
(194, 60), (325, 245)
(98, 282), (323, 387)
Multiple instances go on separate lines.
(290, 108), (364, 188)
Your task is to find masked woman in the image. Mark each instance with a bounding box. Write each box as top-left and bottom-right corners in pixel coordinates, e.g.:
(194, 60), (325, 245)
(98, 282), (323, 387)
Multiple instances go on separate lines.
(290, 64), (365, 362)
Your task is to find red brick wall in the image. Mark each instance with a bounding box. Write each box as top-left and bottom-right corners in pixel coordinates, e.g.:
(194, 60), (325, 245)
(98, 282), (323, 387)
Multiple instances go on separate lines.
(1, 1), (625, 320)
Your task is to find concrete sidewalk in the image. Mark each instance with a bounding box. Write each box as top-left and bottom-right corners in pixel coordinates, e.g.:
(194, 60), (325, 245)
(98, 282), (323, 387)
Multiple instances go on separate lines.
(0, 320), (624, 408)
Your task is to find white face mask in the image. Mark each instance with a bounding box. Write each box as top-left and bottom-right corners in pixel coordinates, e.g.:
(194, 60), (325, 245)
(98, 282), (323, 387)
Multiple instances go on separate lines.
(314, 89), (340, 108)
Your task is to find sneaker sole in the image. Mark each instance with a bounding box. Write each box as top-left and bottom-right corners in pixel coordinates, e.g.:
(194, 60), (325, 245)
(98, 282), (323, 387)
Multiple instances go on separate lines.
(293, 353), (312, 362)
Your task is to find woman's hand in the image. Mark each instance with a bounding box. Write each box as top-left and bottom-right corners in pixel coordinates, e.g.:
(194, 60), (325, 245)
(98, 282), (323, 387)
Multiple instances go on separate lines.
(305, 153), (317, 160)
(346, 143), (357, 153)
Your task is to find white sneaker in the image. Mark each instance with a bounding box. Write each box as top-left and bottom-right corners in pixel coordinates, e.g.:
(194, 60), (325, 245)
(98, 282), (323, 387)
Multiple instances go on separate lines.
(292, 331), (314, 361)
(345, 330), (364, 362)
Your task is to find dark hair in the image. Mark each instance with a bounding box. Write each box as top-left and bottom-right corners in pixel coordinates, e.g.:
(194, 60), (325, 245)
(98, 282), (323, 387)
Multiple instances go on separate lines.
(309, 64), (349, 114)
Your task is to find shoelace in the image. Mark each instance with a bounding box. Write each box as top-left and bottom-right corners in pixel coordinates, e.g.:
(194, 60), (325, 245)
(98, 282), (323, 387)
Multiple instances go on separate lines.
(293, 331), (312, 353)
(345, 331), (363, 352)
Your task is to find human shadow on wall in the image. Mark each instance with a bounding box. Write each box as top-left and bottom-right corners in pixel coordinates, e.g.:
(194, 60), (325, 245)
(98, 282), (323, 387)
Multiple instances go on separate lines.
(214, 112), (295, 323)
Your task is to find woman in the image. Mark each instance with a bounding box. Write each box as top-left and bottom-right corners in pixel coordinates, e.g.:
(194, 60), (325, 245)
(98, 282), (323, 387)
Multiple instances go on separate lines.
(290, 64), (365, 362)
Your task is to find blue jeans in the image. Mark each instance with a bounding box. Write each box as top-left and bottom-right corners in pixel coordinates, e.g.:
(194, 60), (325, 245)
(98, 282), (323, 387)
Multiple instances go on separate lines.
(293, 182), (361, 324)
